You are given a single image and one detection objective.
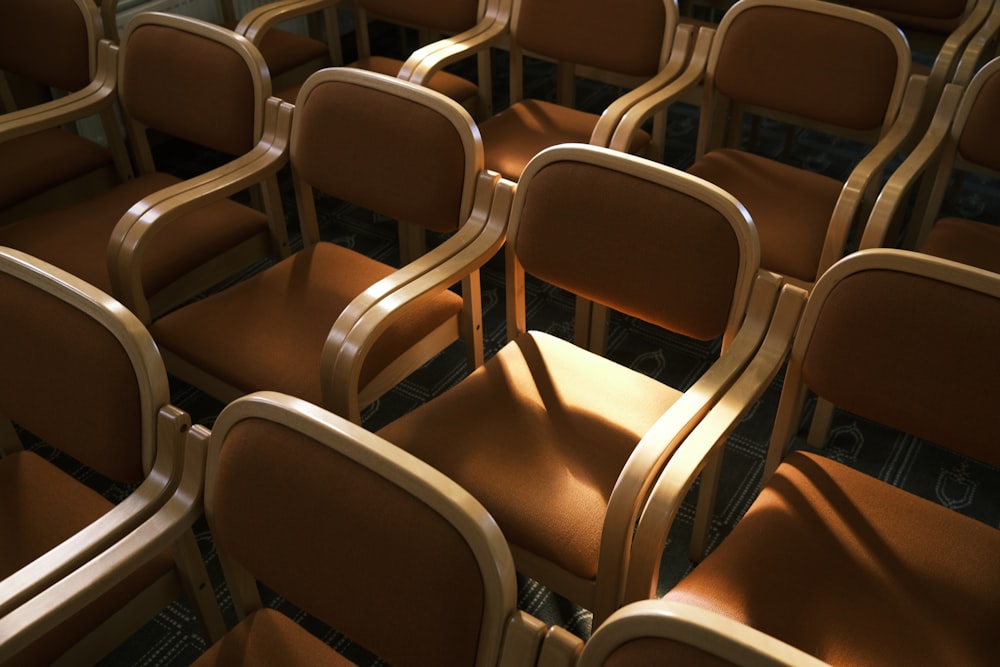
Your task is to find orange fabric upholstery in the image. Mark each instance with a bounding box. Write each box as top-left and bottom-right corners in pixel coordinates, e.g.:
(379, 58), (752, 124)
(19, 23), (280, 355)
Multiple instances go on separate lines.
(0, 0), (93, 92)
(918, 217), (1000, 274)
(359, 0), (478, 33)
(603, 638), (739, 667)
(956, 60), (1000, 170)
(352, 55), (479, 105)
(219, 18), (328, 77)
(0, 128), (112, 210)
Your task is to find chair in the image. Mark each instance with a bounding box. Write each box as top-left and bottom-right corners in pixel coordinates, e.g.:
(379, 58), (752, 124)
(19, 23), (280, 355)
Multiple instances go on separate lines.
(0, 0), (132, 222)
(610, 0), (926, 291)
(537, 599), (827, 666)
(0, 391), (550, 666)
(112, 67), (507, 424)
(404, 0), (694, 181)
(625, 248), (1000, 665)
(861, 56), (1000, 276)
(0, 247), (223, 666)
(0, 12), (292, 320)
(368, 141), (802, 626)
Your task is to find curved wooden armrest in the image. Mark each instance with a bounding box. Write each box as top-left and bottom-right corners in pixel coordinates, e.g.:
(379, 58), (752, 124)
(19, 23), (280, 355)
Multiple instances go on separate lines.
(607, 26), (715, 153)
(621, 283), (807, 605)
(0, 406), (188, 619)
(108, 98), (294, 324)
(953, 1), (1000, 86)
(817, 73), (928, 275)
(0, 421), (210, 662)
(589, 24), (694, 148)
(236, 0), (339, 44)
(397, 0), (513, 85)
(590, 270), (783, 623)
(321, 174), (514, 422)
(859, 82), (965, 250)
(0, 40), (118, 143)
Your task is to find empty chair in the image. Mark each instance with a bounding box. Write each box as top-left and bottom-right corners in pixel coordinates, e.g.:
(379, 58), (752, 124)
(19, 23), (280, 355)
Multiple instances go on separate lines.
(626, 248), (1000, 665)
(0, 391), (550, 666)
(112, 67), (507, 424)
(367, 142), (799, 626)
(610, 0), (925, 290)
(0, 12), (291, 320)
(861, 55), (1000, 276)
(0, 247), (222, 666)
(0, 0), (132, 222)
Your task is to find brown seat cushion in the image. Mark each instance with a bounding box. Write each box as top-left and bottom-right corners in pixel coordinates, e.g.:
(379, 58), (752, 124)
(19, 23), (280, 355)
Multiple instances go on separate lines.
(353, 55), (479, 108)
(150, 242), (464, 404)
(918, 217), (1000, 275)
(377, 330), (682, 580)
(665, 450), (1000, 666)
(688, 149), (842, 283)
(479, 99), (652, 180)
(220, 21), (328, 76)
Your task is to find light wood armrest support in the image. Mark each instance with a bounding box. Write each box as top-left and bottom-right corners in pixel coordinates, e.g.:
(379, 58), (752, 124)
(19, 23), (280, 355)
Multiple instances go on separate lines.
(954, 0), (1000, 86)
(236, 0), (339, 44)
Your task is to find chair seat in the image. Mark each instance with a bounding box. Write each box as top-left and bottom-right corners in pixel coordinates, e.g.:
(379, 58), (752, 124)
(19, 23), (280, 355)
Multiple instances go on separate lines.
(354, 55), (479, 107)
(0, 128), (113, 211)
(191, 608), (352, 667)
(664, 450), (1000, 666)
(220, 20), (328, 75)
(688, 149), (842, 283)
(377, 330), (682, 580)
(918, 217), (1000, 274)
(479, 99), (652, 180)
(0, 172), (270, 296)
(150, 242), (465, 405)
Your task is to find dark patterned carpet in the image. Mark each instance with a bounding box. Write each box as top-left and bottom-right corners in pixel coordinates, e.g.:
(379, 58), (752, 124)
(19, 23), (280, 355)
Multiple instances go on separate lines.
(16, 18), (1000, 667)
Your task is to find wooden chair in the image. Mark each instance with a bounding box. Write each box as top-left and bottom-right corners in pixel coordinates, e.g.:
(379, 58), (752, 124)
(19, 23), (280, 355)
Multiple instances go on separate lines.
(861, 56), (1000, 276)
(0, 12), (291, 320)
(610, 0), (926, 291)
(114, 67), (507, 424)
(624, 248), (1000, 666)
(369, 142), (801, 626)
(0, 391), (550, 666)
(0, 247), (223, 666)
(537, 599), (827, 667)
(0, 0), (132, 222)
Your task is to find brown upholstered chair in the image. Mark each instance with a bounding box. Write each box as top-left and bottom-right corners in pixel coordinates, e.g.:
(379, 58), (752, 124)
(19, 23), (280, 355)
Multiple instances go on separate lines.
(0, 247), (223, 666)
(368, 142), (799, 626)
(610, 0), (926, 291)
(0, 12), (291, 321)
(537, 599), (827, 667)
(0, 0), (133, 222)
(623, 248), (1000, 666)
(115, 67), (506, 424)
(861, 56), (1000, 276)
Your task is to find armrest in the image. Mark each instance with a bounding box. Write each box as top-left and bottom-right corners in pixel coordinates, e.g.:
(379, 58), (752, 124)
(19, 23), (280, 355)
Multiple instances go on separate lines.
(593, 269), (784, 623)
(235, 0), (340, 44)
(590, 23), (694, 148)
(0, 40), (118, 143)
(0, 421), (211, 662)
(953, 1), (1000, 86)
(608, 26), (715, 153)
(321, 173), (512, 422)
(397, 0), (513, 85)
(859, 82), (964, 250)
(817, 73), (928, 276)
(108, 97), (294, 324)
(621, 283), (807, 605)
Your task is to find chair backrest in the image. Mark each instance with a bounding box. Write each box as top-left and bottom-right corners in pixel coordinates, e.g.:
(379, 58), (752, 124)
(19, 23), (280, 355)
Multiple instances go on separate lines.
(359, 0), (482, 34)
(290, 67), (483, 240)
(0, 0), (103, 108)
(507, 143), (759, 348)
(701, 0), (911, 149)
(839, 0), (973, 41)
(952, 55), (1000, 174)
(205, 391), (524, 666)
(0, 246), (169, 484)
(776, 248), (1000, 471)
(117, 12), (271, 168)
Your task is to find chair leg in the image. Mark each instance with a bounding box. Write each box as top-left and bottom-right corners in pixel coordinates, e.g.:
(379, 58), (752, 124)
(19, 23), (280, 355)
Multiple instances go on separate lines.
(806, 397), (836, 448)
(689, 446), (724, 562)
(461, 271), (485, 370)
(172, 528), (227, 643)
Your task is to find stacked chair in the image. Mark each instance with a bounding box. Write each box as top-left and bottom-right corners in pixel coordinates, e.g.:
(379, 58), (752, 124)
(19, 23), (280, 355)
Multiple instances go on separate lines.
(0, 12), (291, 320)
(0, 0), (132, 222)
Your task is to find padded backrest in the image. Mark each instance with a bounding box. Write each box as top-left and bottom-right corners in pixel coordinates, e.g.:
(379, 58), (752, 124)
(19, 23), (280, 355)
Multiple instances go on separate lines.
(799, 253), (1000, 467)
(848, 0), (968, 32)
(119, 14), (265, 156)
(210, 416), (492, 666)
(513, 0), (674, 77)
(512, 147), (756, 341)
(956, 58), (1000, 172)
(712, 1), (906, 132)
(0, 0), (97, 92)
(0, 253), (165, 483)
(291, 70), (480, 233)
(359, 0), (480, 34)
